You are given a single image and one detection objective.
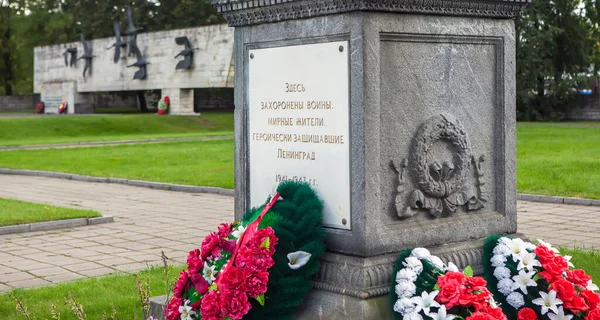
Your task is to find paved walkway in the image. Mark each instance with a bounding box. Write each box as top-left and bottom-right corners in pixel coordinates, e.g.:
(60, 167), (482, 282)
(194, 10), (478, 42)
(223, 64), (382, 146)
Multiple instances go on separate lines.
(0, 175), (233, 291)
(0, 175), (599, 292)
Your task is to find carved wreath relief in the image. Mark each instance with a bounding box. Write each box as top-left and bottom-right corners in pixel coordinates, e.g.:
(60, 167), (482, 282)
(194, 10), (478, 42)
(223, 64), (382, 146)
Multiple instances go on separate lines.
(393, 113), (487, 219)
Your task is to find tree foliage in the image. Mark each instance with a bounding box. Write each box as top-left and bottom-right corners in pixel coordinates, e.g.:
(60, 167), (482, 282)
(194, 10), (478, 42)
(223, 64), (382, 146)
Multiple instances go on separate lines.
(0, 0), (224, 95)
(516, 0), (598, 121)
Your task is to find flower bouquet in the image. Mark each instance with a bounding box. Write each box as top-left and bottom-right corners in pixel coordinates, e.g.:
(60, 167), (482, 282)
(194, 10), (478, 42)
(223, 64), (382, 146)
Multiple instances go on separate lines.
(483, 235), (600, 320)
(166, 182), (325, 320)
(158, 96), (169, 115)
(35, 101), (45, 114)
(391, 248), (505, 320)
(58, 102), (68, 114)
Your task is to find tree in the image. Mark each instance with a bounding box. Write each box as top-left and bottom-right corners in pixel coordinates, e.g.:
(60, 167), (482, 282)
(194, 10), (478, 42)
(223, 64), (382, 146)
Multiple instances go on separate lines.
(516, 0), (593, 121)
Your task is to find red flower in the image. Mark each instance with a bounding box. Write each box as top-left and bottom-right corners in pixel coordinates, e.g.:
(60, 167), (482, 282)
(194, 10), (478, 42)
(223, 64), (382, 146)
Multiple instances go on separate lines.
(187, 249), (203, 274)
(478, 306), (507, 320)
(220, 266), (249, 291)
(244, 270), (269, 298)
(535, 245), (557, 263)
(190, 272), (209, 295)
(582, 290), (600, 310)
(165, 296), (182, 320)
(540, 260), (569, 283)
(173, 271), (189, 298)
(567, 270), (593, 287)
(236, 245), (275, 271)
(438, 271), (467, 287)
(517, 308), (538, 320)
(564, 296), (590, 314)
(201, 233), (220, 260)
(466, 276), (488, 293)
(436, 278), (466, 309)
(218, 223), (232, 239)
(200, 290), (222, 318)
(250, 227), (278, 250)
(220, 289), (251, 320)
(586, 308), (600, 320)
(466, 312), (496, 320)
(220, 239), (237, 253)
(552, 279), (577, 302)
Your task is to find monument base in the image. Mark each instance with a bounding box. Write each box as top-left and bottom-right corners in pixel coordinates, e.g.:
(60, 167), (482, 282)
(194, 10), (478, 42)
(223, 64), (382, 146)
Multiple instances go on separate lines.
(294, 290), (391, 320)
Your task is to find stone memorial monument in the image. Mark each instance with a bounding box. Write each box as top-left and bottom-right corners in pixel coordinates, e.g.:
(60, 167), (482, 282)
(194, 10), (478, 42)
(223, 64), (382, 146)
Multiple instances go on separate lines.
(212, 0), (530, 318)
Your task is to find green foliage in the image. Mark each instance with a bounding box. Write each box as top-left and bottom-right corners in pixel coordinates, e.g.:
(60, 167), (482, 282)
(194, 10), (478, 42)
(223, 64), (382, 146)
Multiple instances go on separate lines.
(0, 197), (100, 226)
(242, 181), (326, 320)
(516, 0), (593, 121)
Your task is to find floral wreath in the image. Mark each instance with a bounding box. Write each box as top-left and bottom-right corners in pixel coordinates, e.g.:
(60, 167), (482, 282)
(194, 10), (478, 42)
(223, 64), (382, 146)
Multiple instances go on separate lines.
(158, 96), (170, 115)
(58, 102), (68, 114)
(166, 182), (325, 320)
(36, 101), (45, 114)
(483, 235), (600, 320)
(391, 247), (505, 320)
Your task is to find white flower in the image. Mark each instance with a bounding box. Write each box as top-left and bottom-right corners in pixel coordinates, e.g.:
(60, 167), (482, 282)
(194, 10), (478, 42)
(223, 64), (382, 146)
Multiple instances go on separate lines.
(411, 291), (440, 316)
(393, 297), (417, 315)
(564, 255), (575, 268)
(231, 225), (245, 239)
(491, 254), (507, 268)
(411, 248), (431, 260)
(537, 239), (560, 253)
(446, 262), (459, 272)
(428, 305), (455, 320)
(396, 268), (418, 283)
(202, 261), (216, 284)
(395, 280), (417, 298)
(426, 256), (446, 270)
(532, 290), (563, 315)
(548, 306), (574, 320)
(403, 257), (424, 274)
(493, 243), (511, 256)
(512, 269), (537, 294)
(178, 300), (196, 320)
(587, 280), (600, 292)
(489, 298), (499, 309)
(517, 252), (542, 271)
(287, 251), (311, 270)
(493, 266), (512, 280)
(404, 312), (424, 320)
(506, 238), (530, 261)
(498, 278), (515, 296)
(507, 292), (525, 309)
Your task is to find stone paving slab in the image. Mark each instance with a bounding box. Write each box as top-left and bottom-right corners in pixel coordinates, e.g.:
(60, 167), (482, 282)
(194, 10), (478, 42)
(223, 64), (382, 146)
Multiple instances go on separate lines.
(0, 174), (599, 292)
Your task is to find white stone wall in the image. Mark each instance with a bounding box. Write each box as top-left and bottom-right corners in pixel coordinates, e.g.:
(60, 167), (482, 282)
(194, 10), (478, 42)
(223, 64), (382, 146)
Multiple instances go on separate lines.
(34, 24), (234, 94)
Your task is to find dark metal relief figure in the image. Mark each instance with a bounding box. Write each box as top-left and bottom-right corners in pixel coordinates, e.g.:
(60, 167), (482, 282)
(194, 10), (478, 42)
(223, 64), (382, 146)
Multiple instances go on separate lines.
(174, 36), (197, 70)
(107, 22), (126, 63)
(77, 34), (93, 77)
(124, 4), (148, 79)
(63, 48), (77, 67)
(395, 113), (487, 219)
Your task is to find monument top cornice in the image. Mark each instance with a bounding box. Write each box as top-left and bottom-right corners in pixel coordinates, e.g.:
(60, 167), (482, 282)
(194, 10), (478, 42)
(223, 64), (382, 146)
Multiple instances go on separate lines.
(212, 0), (531, 26)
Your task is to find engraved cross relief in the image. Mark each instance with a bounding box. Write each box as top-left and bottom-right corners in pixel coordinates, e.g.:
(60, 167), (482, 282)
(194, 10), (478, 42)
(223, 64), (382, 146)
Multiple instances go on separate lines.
(393, 113), (487, 219)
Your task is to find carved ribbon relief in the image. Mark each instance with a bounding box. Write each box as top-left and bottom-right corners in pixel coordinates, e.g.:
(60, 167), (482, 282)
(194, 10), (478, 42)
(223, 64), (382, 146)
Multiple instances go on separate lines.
(393, 113), (487, 219)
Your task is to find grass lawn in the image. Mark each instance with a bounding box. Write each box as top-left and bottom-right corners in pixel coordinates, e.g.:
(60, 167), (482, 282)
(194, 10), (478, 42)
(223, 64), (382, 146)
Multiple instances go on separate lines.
(0, 265), (183, 319)
(0, 111), (234, 147)
(517, 122), (600, 199)
(0, 139), (234, 189)
(0, 198), (100, 227)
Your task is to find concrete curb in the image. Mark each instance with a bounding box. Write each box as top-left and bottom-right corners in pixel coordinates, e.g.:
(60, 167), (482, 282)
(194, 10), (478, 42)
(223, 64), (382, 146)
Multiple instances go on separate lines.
(0, 216), (114, 235)
(517, 193), (600, 206)
(0, 168), (235, 197)
(0, 135), (234, 151)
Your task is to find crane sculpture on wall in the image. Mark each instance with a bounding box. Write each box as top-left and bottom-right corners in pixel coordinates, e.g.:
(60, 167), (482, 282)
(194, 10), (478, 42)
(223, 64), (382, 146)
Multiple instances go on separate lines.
(124, 4), (148, 79)
(76, 34), (93, 77)
(63, 48), (77, 67)
(174, 36), (198, 70)
(107, 22), (126, 63)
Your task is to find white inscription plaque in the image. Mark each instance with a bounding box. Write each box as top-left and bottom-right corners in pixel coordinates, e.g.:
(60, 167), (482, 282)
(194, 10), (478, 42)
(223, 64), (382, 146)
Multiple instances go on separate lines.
(248, 41), (351, 230)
